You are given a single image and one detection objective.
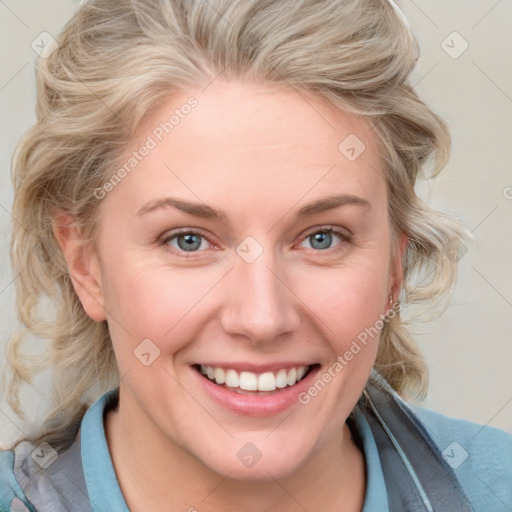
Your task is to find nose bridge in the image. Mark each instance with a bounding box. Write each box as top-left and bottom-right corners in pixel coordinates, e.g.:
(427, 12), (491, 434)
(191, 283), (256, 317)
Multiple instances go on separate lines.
(220, 239), (299, 343)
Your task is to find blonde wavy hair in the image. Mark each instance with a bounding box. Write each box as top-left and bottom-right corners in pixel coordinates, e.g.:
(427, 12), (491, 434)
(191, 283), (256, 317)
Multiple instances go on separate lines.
(3, 0), (467, 452)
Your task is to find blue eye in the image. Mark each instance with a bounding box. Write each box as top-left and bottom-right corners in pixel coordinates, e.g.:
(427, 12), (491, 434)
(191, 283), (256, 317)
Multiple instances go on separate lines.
(159, 226), (350, 257)
(300, 228), (348, 251)
(161, 231), (210, 253)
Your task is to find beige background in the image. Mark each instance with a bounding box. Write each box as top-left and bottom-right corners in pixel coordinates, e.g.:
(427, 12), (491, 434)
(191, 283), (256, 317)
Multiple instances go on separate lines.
(0, 0), (511, 447)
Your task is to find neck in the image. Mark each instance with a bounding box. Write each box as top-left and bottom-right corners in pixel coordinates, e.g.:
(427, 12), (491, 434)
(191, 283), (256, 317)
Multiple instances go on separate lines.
(104, 390), (366, 512)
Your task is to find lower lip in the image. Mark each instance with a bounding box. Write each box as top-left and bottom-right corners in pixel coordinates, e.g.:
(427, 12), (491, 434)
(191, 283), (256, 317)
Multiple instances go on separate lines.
(192, 365), (321, 417)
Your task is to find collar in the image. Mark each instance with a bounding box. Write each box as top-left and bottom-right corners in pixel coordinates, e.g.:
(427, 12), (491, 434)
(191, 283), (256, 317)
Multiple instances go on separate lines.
(81, 387), (129, 512)
(351, 407), (389, 512)
(355, 370), (474, 512)
(79, 387), (389, 511)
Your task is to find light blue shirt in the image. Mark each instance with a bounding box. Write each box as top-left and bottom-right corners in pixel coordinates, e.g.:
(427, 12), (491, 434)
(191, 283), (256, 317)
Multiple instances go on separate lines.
(1, 387), (511, 511)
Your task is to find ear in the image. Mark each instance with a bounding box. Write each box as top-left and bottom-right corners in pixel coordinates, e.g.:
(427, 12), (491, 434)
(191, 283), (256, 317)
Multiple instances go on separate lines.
(52, 211), (106, 322)
(389, 233), (408, 303)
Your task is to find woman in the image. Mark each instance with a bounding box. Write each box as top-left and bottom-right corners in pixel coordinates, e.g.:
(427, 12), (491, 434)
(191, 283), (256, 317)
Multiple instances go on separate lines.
(0, 0), (510, 510)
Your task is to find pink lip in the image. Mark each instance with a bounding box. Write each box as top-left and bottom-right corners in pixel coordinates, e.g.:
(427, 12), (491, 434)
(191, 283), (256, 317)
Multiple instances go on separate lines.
(191, 364), (321, 417)
(194, 362), (315, 373)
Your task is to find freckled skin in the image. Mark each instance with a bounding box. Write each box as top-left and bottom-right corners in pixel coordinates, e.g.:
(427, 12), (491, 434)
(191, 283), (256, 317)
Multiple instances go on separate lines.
(73, 81), (404, 511)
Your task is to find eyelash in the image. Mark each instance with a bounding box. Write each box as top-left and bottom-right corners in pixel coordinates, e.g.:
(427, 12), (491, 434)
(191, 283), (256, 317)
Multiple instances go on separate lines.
(158, 226), (352, 257)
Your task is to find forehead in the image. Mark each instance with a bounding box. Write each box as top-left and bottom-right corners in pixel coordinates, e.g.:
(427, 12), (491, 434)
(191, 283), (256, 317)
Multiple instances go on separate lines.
(104, 80), (386, 216)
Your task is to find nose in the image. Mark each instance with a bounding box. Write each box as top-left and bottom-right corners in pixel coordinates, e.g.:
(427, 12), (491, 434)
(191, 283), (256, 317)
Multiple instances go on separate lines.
(219, 244), (301, 345)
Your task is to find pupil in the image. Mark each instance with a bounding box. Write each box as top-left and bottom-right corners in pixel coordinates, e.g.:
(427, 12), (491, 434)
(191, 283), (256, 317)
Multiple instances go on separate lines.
(178, 233), (201, 251)
(311, 232), (331, 250)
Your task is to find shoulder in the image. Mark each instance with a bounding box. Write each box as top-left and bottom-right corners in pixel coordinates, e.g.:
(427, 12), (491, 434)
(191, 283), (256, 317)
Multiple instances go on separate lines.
(0, 443), (36, 511)
(411, 404), (512, 511)
(0, 433), (91, 512)
(0, 390), (117, 512)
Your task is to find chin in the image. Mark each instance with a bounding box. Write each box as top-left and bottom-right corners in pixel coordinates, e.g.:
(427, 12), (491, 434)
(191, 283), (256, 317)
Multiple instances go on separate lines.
(210, 456), (305, 482)
(192, 438), (313, 482)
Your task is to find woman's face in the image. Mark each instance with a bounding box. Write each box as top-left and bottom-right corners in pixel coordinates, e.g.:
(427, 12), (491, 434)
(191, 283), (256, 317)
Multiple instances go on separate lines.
(86, 81), (403, 479)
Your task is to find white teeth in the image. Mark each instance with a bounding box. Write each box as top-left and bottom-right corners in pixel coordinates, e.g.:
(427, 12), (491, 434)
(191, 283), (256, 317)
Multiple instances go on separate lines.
(239, 371), (258, 391)
(258, 372), (277, 392)
(198, 364), (310, 391)
(287, 367), (297, 386)
(275, 369), (288, 388)
(214, 367), (226, 384)
(225, 369), (239, 388)
(297, 366), (307, 381)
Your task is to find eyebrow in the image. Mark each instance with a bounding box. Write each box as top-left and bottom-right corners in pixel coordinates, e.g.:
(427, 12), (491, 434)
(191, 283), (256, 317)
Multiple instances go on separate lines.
(136, 193), (371, 220)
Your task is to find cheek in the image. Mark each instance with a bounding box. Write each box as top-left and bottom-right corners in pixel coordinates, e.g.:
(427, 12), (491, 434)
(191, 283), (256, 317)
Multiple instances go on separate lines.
(101, 240), (391, 368)
(101, 257), (219, 350)
(299, 258), (390, 335)
(296, 262), (390, 399)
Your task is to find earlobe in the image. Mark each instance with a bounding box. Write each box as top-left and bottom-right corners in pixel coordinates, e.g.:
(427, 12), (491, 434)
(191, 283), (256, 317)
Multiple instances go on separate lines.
(52, 211), (107, 322)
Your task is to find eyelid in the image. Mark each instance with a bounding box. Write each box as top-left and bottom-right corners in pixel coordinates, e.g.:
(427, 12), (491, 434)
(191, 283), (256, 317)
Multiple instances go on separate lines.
(158, 225), (352, 256)
(297, 225), (352, 251)
(158, 228), (217, 254)
(299, 224), (352, 240)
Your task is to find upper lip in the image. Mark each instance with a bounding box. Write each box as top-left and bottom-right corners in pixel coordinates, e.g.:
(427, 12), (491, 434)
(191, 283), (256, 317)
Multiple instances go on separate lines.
(193, 362), (318, 373)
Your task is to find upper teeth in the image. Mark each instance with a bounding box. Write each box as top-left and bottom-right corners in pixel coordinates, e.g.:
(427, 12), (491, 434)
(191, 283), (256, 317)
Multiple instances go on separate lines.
(199, 365), (309, 391)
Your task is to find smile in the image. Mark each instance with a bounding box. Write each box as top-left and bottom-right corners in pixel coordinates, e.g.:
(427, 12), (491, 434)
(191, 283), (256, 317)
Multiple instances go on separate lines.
(193, 363), (319, 396)
(191, 362), (322, 416)
(202, 363), (310, 390)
